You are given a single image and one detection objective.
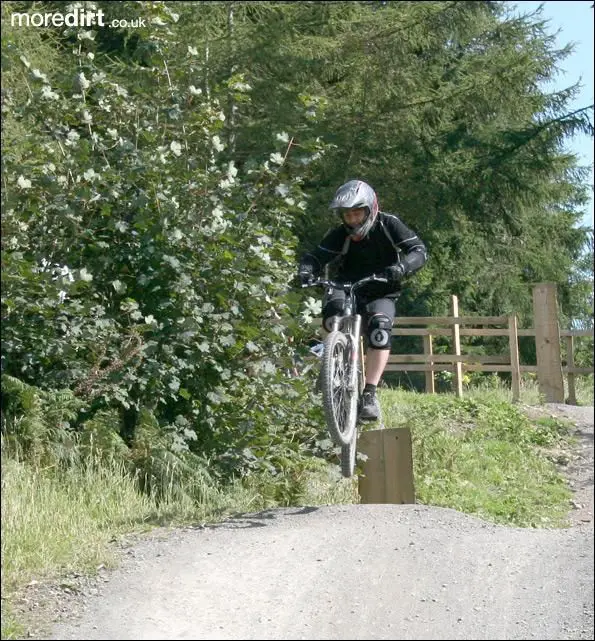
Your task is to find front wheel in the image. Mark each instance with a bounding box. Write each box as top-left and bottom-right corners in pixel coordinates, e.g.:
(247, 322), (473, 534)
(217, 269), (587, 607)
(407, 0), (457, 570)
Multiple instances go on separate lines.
(340, 349), (364, 478)
(340, 430), (357, 478)
(321, 331), (357, 446)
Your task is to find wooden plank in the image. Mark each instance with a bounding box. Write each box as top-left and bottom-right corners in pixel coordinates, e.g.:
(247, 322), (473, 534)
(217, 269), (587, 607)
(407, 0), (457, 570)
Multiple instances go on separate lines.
(384, 364), (547, 373)
(533, 284), (564, 402)
(508, 315), (521, 402)
(423, 335), (435, 394)
(462, 365), (514, 372)
(393, 316), (509, 326)
(358, 428), (415, 504)
(388, 354), (510, 364)
(563, 367), (594, 375)
(311, 321), (593, 338)
(451, 296), (463, 397)
(392, 328), (511, 337)
(392, 328), (451, 336)
(385, 364), (455, 372)
(517, 329), (594, 337)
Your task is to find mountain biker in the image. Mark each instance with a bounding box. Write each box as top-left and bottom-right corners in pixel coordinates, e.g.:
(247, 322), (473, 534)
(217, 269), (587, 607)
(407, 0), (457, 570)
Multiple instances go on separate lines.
(297, 179), (428, 421)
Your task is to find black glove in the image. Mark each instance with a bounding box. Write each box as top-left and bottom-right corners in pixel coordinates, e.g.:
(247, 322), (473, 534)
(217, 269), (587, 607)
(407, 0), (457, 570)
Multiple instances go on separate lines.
(298, 264), (315, 286)
(384, 263), (407, 285)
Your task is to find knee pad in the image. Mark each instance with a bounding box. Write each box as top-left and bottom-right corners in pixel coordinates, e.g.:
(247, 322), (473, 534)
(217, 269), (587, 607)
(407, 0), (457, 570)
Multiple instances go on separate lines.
(367, 313), (392, 350)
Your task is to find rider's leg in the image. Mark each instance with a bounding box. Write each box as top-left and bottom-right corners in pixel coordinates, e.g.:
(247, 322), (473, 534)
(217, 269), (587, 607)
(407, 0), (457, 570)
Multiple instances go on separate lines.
(359, 298), (396, 420)
(364, 348), (391, 385)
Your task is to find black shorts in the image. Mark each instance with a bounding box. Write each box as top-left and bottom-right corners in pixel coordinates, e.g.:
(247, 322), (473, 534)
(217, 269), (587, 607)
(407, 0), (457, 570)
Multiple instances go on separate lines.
(322, 290), (397, 335)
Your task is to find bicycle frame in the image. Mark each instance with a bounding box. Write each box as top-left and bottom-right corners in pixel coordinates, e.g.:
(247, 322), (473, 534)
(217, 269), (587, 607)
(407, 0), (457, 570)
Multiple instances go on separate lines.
(326, 287), (362, 399)
(301, 273), (388, 449)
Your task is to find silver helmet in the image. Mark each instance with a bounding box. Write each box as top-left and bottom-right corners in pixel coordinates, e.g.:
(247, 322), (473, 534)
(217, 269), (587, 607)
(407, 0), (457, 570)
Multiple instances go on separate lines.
(329, 179), (379, 240)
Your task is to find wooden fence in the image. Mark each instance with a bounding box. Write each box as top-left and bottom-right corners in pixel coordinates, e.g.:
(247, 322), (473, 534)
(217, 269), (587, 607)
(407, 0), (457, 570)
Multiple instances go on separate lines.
(386, 283), (593, 403)
(314, 283), (593, 404)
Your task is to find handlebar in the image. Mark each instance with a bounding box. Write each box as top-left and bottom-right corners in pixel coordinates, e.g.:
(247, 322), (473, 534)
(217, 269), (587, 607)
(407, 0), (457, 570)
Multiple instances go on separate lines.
(301, 273), (388, 292)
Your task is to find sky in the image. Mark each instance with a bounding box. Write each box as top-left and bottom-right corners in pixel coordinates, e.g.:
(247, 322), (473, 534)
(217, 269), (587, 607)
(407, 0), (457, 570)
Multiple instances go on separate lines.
(510, 1), (594, 229)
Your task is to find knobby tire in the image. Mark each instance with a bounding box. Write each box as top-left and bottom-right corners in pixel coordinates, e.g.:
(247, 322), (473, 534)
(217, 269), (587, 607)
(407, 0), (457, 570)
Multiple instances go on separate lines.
(321, 331), (357, 447)
(340, 347), (364, 477)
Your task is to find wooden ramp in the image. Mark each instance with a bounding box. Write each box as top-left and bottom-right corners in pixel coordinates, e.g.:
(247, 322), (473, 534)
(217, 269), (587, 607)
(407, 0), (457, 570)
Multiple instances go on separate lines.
(358, 427), (415, 504)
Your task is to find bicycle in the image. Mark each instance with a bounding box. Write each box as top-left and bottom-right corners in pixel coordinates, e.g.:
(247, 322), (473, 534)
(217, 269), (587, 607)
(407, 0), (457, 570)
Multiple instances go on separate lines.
(301, 273), (388, 477)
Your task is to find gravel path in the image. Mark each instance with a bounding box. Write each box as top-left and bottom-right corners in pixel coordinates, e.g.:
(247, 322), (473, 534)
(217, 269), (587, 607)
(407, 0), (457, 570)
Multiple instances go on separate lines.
(25, 405), (594, 640)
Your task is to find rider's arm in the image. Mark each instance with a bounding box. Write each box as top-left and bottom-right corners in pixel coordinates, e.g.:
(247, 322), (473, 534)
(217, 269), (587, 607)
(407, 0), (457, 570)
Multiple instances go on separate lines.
(299, 228), (347, 276)
(382, 213), (428, 277)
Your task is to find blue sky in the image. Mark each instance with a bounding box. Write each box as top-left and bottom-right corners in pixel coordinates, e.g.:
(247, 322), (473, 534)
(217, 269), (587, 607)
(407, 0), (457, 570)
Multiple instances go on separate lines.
(510, 1), (594, 229)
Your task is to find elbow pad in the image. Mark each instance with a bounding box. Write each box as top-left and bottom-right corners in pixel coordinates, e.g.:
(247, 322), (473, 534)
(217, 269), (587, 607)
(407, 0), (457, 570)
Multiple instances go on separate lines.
(401, 248), (427, 276)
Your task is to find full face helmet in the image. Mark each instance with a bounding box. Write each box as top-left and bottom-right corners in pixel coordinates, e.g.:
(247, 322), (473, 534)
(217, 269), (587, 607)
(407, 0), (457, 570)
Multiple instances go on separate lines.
(329, 179), (379, 241)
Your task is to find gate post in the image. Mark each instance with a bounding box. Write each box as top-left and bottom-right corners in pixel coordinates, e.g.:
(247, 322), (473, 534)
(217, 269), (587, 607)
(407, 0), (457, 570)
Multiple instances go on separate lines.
(532, 283), (564, 403)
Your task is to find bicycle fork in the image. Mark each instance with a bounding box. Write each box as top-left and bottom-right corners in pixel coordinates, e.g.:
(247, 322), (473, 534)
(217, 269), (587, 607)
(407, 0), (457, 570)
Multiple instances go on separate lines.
(347, 316), (362, 396)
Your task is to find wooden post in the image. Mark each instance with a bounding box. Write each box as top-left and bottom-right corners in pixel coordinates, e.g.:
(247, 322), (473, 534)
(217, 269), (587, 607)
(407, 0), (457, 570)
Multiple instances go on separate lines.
(566, 335), (577, 405)
(508, 315), (521, 402)
(423, 334), (435, 394)
(358, 428), (415, 504)
(450, 295), (463, 397)
(532, 283), (564, 403)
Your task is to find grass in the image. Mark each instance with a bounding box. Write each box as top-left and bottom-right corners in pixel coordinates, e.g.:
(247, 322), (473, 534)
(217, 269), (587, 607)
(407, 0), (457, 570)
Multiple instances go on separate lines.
(1, 375), (591, 639)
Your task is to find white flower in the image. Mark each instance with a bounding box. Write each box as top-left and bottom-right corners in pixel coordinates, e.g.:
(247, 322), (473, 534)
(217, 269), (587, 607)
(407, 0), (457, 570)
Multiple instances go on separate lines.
(211, 135), (225, 152)
(67, 130), (80, 142)
(170, 141), (182, 156)
(40, 85), (59, 101)
(275, 184), (290, 197)
(78, 30), (96, 41)
(275, 132), (289, 143)
(81, 110), (92, 124)
(83, 168), (99, 181)
(79, 268), (93, 282)
(58, 290), (68, 304)
(32, 69), (48, 82)
(269, 152), (284, 165)
(227, 161), (238, 178)
(231, 81), (251, 92)
(107, 128), (118, 139)
(98, 98), (111, 113)
(77, 72), (90, 90)
(151, 17), (166, 25)
(188, 46), (199, 56)
(17, 175), (32, 189)
(20, 55), (30, 69)
(189, 85), (202, 95)
(87, 52), (95, 60)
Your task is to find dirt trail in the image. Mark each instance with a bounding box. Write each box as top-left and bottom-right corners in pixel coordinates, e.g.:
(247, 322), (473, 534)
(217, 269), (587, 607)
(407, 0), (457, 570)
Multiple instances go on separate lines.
(27, 405), (594, 640)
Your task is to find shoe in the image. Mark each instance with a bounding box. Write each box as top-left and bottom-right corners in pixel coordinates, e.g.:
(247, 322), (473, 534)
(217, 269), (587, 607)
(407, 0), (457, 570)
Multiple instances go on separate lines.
(359, 390), (380, 421)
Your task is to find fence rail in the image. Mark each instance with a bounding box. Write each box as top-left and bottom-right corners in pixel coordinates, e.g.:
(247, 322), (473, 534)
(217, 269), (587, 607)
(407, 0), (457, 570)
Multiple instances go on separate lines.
(311, 283), (593, 403)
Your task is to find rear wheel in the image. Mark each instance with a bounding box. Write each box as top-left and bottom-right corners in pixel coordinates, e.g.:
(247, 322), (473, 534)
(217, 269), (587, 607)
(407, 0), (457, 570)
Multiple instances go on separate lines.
(321, 331), (357, 446)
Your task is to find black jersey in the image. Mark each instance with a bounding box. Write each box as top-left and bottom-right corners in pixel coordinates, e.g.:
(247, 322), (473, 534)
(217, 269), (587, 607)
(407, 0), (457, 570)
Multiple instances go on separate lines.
(299, 212), (427, 298)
